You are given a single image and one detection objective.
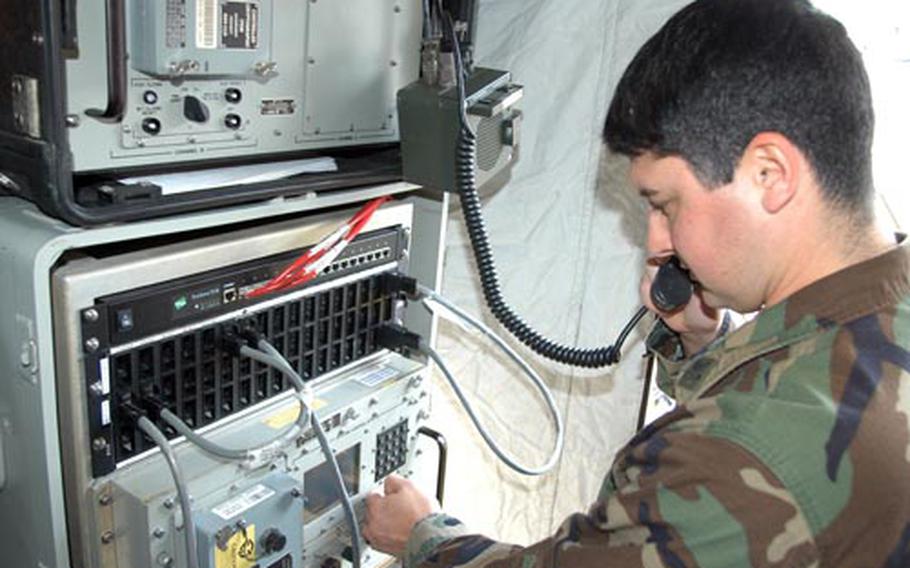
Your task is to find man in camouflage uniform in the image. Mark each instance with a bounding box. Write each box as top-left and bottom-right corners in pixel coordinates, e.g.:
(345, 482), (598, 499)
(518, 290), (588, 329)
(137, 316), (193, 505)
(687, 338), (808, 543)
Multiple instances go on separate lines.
(363, 0), (910, 565)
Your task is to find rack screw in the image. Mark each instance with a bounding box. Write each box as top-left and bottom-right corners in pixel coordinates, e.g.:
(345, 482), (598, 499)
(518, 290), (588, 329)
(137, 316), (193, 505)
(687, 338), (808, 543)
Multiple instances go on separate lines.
(84, 337), (100, 353)
(100, 531), (114, 545)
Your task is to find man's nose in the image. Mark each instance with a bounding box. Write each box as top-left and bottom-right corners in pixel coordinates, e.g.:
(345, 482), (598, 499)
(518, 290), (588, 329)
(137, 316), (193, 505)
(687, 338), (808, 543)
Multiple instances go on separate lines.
(646, 212), (673, 257)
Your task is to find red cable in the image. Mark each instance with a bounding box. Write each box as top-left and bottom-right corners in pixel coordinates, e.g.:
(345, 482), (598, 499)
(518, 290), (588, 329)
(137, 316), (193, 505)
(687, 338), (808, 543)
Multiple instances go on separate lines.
(244, 196), (391, 298)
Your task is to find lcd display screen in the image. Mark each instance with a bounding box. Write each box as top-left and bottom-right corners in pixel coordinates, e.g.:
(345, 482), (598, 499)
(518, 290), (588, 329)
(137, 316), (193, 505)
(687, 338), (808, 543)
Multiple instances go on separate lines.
(303, 444), (360, 524)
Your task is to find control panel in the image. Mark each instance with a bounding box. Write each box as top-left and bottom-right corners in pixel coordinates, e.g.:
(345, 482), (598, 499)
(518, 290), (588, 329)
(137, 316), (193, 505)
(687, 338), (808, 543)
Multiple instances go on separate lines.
(65, 0), (421, 172)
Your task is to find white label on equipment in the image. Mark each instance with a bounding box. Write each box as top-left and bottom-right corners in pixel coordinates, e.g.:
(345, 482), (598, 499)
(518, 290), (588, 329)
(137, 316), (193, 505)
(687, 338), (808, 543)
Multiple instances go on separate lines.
(99, 357), (111, 395)
(213, 484), (275, 520)
(101, 400), (111, 426)
(354, 364), (398, 388)
(196, 0), (218, 49)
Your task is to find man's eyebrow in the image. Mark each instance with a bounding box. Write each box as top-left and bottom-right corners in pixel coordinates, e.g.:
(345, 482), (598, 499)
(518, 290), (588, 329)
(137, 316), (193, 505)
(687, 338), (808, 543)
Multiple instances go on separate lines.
(638, 187), (658, 198)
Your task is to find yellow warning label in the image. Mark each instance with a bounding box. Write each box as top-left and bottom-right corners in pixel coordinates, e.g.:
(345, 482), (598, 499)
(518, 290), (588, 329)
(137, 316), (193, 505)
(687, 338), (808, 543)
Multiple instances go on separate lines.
(264, 399), (327, 429)
(215, 525), (257, 568)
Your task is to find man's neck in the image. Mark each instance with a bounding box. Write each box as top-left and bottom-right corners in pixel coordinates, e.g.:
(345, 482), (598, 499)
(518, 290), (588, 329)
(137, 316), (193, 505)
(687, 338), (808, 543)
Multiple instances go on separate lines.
(764, 218), (894, 308)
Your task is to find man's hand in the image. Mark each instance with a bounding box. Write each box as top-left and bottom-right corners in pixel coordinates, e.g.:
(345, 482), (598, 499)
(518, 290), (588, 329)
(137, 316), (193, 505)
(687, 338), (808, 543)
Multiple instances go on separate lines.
(641, 257), (723, 356)
(362, 474), (438, 557)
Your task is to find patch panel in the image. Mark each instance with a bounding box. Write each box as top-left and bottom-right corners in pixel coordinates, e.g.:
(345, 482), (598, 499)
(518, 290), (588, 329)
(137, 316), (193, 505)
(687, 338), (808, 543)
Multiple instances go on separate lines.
(107, 274), (396, 466)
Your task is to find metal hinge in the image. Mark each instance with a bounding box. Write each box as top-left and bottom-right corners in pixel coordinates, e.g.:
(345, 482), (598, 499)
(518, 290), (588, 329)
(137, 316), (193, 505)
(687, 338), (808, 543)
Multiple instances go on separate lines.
(11, 74), (41, 138)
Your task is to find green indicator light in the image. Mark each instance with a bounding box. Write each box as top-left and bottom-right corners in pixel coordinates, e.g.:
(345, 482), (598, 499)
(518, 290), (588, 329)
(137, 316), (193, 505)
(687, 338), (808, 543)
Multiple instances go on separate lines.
(174, 296), (188, 311)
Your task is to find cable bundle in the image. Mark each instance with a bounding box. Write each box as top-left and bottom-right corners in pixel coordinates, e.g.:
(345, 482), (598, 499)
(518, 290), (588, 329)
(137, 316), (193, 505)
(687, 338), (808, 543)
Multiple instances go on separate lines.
(245, 196), (391, 299)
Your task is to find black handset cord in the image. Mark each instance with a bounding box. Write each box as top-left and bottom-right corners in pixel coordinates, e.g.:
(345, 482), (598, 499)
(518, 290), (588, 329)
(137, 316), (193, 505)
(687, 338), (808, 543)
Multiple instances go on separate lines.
(445, 12), (648, 368)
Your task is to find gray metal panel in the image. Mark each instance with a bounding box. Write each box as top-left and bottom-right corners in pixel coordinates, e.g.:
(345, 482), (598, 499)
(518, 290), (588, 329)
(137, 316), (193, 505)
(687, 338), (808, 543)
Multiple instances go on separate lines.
(65, 0), (421, 172)
(301, 0), (418, 137)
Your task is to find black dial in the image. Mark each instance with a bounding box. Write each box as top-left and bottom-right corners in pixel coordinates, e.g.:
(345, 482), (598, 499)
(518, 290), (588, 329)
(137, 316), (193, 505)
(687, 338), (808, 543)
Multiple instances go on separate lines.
(260, 529), (287, 555)
(141, 117), (161, 135)
(224, 113), (242, 130)
(225, 87), (243, 104)
(183, 95), (210, 123)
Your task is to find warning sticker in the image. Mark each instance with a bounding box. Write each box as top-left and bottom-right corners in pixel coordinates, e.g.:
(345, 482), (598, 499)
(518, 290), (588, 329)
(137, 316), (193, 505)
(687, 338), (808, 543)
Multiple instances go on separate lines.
(213, 485), (274, 520)
(214, 524), (257, 568)
(221, 2), (260, 49)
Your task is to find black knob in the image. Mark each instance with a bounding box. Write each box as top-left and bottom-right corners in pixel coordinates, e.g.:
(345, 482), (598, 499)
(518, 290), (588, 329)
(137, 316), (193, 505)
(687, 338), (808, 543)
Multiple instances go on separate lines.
(225, 88), (242, 104)
(141, 117), (161, 135)
(142, 90), (159, 105)
(224, 113), (242, 130)
(260, 529), (287, 555)
(183, 95), (210, 123)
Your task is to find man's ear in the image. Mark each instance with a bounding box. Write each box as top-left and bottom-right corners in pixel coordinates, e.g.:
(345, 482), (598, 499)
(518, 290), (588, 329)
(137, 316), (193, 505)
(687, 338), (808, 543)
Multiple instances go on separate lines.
(741, 132), (803, 214)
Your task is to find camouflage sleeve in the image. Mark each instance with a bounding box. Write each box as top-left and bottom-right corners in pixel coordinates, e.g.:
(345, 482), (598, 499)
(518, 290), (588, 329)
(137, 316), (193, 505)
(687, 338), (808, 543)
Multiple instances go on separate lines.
(404, 430), (819, 567)
(647, 311), (735, 398)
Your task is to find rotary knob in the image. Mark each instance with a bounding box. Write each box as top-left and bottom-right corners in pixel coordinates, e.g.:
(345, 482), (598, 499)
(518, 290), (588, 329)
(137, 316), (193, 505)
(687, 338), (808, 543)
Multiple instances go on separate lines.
(260, 528), (287, 555)
(183, 95), (210, 123)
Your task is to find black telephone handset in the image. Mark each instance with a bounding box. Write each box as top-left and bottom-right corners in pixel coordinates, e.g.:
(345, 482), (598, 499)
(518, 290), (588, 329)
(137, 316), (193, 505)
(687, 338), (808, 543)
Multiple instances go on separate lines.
(650, 256), (694, 312)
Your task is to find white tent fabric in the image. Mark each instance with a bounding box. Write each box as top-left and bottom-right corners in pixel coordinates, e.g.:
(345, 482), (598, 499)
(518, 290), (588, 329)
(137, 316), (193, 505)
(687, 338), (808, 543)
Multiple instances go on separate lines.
(417, 0), (691, 544)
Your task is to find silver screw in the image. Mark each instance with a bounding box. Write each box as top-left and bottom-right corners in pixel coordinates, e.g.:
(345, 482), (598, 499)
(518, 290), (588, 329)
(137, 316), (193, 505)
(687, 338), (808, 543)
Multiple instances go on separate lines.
(32, 32), (44, 45)
(92, 437), (108, 452)
(152, 527), (166, 539)
(98, 494), (112, 506)
(84, 337), (100, 353)
(100, 531), (114, 545)
(163, 497), (175, 510)
(19, 343), (32, 368)
(12, 79), (22, 94)
(65, 114), (80, 128)
(157, 552), (174, 567)
(83, 308), (99, 322)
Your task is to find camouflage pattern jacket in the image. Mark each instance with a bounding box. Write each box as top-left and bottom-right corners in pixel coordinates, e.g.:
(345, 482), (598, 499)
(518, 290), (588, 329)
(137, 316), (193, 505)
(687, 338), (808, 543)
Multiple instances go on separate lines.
(404, 241), (910, 567)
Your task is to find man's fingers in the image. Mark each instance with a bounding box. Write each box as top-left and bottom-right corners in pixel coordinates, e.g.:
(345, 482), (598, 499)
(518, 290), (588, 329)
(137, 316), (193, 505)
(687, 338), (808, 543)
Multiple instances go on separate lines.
(383, 474), (409, 494)
(365, 492), (382, 513)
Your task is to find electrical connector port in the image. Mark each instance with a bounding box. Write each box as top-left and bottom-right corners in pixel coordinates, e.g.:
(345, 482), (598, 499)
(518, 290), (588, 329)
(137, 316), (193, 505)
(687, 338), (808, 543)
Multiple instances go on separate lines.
(223, 287), (238, 304)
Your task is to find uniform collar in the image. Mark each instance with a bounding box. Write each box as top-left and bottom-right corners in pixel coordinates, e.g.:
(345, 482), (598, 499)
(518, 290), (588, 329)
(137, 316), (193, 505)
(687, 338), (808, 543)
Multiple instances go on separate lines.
(671, 237), (910, 404)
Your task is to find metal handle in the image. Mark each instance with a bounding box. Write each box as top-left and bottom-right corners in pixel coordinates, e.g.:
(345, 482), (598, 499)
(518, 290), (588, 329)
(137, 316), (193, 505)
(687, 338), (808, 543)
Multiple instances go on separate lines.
(85, 0), (127, 123)
(417, 426), (447, 505)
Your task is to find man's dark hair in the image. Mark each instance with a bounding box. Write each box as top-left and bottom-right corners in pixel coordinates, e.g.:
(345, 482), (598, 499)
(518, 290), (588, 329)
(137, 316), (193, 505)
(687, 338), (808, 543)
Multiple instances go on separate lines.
(604, 0), (875, 220)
